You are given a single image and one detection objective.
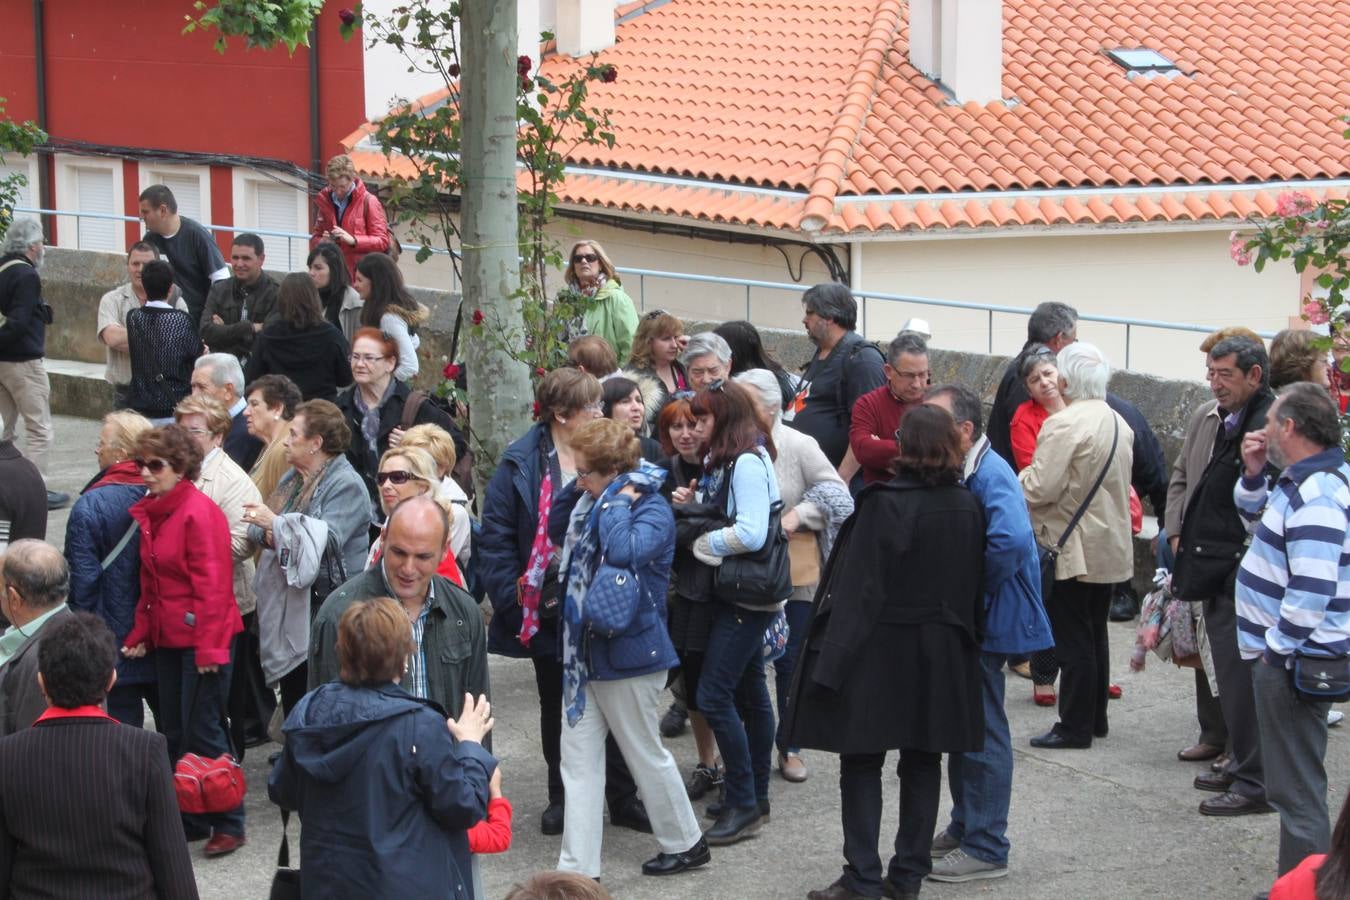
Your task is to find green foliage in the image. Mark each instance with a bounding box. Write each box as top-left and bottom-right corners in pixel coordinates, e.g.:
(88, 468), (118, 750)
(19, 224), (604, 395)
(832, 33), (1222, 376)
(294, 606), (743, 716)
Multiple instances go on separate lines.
(0, 98), (47, 231)
(184, 0), (330, 53)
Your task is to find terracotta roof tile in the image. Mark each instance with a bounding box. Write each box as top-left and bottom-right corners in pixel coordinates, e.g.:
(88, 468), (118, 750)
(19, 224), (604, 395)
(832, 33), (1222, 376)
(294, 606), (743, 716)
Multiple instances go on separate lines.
(346, 0), (1350, 235)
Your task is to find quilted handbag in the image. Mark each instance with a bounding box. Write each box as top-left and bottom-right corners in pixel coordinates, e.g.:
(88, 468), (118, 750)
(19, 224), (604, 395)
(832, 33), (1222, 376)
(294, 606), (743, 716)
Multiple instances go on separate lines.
(583, 563), (641, 638)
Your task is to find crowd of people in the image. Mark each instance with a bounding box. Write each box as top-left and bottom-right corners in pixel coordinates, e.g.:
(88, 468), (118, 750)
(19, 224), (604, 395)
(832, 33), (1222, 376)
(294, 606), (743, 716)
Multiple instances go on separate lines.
(0, 192), (1347, 900)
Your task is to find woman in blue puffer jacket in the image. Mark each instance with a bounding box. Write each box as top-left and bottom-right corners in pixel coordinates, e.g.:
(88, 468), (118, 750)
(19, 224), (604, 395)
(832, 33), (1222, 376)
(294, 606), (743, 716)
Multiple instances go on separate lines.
(547, 418), (708, 881)
(63, 410), (158, 726)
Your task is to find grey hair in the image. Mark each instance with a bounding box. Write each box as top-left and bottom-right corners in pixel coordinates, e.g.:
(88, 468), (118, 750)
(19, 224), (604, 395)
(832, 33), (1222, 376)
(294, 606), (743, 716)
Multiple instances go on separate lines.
(733, 369), (783, 422)
(801, 283), (858, 331)
(194, 353), (245, 398)
(681, 331), (732, 368)
(2, 539), (70, 610)
(1209, 336), (1270, 389)
(887, 331), (928, 366)
(1027, 301), (1078, 344)
(1056, 341), (1110, 401)
(1, 219), (43, 256)
(1274, 382), (1342, 450)
(924, 383), (984, 440)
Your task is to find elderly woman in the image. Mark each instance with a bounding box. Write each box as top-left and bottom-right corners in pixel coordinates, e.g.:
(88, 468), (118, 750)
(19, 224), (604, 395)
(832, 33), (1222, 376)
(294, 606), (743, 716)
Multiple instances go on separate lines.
(1020, 342), (1133, 750)
(1270, 328), (1332, 391)
(1008, 344), (1064, 472)
(336, 327), (459, 517)
(674, 380), (785, 845)
(479, 368), (647, 836)
(121, 424), (245, 857)
(565, 240), (639, 363)
(788, 406), (987, 900)
(309, 240), (364, 344)
(65, 410), (156, 726)
(734, 368), (853, 785)
(243, 374), (304, 500)
(270, 598), (495, 899)
(366, 445), (464, 587)
(354, 253), (426, 382)
(400, 423), (473, 568)
(244, 272), (353, 402)
(681, 332), (733, 392)
(546, 419), (707, 879)
(624, 311), (687, 428)
(243, 400), (370, 715)
(602, 376), (664, 462)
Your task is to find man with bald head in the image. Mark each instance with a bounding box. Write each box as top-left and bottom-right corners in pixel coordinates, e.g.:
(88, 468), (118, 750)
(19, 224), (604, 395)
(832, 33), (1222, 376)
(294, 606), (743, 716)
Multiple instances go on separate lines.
(0, 539), (75, 734)
(308, 495), (488, 721)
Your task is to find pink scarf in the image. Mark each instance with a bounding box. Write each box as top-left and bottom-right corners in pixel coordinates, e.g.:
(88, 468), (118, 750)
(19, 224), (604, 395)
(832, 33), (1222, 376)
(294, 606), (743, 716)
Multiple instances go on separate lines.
(517, 469), (554, 647)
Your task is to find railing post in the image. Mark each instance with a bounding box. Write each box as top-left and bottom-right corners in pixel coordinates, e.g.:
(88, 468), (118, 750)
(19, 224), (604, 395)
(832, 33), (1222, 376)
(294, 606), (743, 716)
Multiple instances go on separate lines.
(1125, 324), (1132, 370)
(988, 309), (993, 354)
(639, 274), (646, 312)
(745, 284), (751, 320)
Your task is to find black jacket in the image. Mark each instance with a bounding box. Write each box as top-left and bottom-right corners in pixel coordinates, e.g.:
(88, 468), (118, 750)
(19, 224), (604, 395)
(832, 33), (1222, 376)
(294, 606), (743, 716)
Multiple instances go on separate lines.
(786, 477), (986, 755)
(0, 253), (45, 362)
(223, 411), (263, 472)
(244, 320), (352, 403)
(0, 441), (46, 547)
(335, 382), (461, 510)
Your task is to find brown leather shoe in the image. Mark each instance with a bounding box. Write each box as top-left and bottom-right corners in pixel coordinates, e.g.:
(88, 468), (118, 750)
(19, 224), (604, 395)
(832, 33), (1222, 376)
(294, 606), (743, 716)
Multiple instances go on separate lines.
(1211, 753), (1231, 773)
(203, 832), (246, 858)
(1199, 792), (1274, 817)
(1177, 742), (1223, 762)
(1194, 771), (1235, 792)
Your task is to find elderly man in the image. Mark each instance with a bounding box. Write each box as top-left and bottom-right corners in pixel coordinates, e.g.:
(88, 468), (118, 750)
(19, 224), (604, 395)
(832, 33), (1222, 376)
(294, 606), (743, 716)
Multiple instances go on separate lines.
(0, 219), (65, 511)
(309, 495), (488, 723)
(1235, 382), (1350, 879)
(925, 384), (1054, 884)
(199, 233), (278, 360)
(786, 283), (885, 488)
(849, 332), (929, 485)
(96, 241), (190, 410)
(681, 332), (733, 392)
(191, 353), (263, 470)
(0, 539), (75, 735)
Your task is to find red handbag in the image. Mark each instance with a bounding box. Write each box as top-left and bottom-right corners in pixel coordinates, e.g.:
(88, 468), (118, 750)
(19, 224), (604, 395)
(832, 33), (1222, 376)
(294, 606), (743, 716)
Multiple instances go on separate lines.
(174, 752), (247, 814)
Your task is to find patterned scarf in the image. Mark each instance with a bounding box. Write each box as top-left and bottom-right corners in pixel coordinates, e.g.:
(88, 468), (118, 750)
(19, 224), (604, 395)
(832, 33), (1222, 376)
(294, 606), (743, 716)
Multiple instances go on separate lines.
(353, 379), (398, 475)
(561, 460), (667, 726)
(517, 467), (554, 648)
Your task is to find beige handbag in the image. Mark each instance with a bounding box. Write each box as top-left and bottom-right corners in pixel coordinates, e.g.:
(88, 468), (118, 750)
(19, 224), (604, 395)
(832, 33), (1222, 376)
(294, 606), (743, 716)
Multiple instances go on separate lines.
(788, 530), (821, 587)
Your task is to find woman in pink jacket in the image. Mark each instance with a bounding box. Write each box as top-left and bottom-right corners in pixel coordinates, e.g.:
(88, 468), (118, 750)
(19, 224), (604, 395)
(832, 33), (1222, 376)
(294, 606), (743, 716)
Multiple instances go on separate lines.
(122, 423), (246, 858)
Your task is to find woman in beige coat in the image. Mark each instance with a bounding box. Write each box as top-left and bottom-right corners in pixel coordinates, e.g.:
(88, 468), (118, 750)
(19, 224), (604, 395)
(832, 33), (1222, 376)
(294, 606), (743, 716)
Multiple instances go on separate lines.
(1019, 342), (1133, 749)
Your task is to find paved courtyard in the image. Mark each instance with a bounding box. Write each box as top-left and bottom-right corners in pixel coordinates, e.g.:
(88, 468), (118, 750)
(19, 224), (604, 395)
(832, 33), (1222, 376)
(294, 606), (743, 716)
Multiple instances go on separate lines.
(35, 414), (1348, 900)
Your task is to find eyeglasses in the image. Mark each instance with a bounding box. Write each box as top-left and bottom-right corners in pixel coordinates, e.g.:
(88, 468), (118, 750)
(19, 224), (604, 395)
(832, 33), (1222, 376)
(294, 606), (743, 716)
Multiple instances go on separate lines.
(134, 458), (169, 474)
(377, 470), (425, 486)
(572, 253), (599, 264)
(350, 353), (388, 364)
(181, 427), (211, 436)
(582, 402), (604, 414)
(575, 468), (594, 479)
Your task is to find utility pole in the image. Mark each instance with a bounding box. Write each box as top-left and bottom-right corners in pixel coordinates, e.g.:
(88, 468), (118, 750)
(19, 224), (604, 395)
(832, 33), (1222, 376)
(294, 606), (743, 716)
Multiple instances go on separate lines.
(460, 0), (532, 477)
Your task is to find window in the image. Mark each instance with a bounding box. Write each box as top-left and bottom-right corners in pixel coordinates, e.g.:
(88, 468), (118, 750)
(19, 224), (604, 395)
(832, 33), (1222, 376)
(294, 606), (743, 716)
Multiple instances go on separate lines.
(140, 164), (211, 227)
(0, 159), (38, 211)
(53, 154), (125, 252)
(1106, 48), (1180, 77)
(231, 170), (309, 270)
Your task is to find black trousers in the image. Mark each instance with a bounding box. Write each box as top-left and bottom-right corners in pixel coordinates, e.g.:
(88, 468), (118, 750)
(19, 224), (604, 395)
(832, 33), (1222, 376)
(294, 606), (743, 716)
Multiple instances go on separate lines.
(531, 655), (638, 808)
(839, 750), (942, 896)
(1044, 579), (1112, 743)
(279, 664), (309, 718)
(227, 612), (276, 757)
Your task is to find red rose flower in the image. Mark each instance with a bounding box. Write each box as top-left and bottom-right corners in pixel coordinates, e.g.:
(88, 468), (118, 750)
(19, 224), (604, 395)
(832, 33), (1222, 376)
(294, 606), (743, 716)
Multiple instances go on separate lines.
(338, 7), (356, 25)
(517, 55), (532, 76)
(532, 401), (542, 419)
(443, 362), (461, 380)
(471, 309), (484, 325)
(535, 367), (547, 377)
(448, 63), (461, 78)
(600, 65), (618, 83)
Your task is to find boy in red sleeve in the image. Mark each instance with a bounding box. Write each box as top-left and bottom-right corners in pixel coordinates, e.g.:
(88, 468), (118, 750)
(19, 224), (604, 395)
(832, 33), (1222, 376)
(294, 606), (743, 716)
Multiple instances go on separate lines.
(468, 766), (512, 854)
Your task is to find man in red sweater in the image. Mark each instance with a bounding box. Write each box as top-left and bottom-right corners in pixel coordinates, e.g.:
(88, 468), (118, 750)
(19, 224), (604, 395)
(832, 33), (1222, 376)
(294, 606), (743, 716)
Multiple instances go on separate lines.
(849, 331), (930, 484)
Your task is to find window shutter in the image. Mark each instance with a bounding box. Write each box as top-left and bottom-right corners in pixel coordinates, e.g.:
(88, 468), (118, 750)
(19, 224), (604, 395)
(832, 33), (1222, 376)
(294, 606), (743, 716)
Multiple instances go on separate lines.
(254, 182), (302, 269)
(148, 172), (204, 223)
(75, 167), (117, 251)
(0, 163), (33, 210)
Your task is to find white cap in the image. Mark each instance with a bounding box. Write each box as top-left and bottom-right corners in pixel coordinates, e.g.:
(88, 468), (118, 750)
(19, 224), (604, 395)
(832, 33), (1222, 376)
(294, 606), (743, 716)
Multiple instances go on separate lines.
(901, 317), (932, 340)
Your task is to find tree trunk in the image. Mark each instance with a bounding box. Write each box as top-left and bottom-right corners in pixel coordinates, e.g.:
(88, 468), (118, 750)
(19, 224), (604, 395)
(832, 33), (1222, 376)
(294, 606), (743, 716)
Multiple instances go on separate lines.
(461, 0), (531, 483)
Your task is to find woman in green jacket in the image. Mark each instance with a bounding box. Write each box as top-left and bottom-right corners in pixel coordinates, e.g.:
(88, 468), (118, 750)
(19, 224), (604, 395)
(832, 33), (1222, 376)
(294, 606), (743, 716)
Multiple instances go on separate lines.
(565, 239), (639, 363)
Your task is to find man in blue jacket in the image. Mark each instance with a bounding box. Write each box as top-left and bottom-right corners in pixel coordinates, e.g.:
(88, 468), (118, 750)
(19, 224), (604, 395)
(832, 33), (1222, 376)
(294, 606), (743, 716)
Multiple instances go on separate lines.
(925, 385), (1054, 884)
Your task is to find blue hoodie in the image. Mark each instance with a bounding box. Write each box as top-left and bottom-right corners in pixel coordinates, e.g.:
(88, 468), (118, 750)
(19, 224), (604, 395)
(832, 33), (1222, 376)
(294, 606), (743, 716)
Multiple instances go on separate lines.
(268, 682), (495, 899)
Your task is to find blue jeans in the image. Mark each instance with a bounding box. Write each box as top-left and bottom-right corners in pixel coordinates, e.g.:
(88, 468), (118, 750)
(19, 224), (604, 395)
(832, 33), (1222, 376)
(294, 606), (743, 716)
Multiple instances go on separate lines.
(945, 652), (1012, 866)
(698, 604), (776, 808)
(772, 598), (812, 754)
(155, 642), (246, 838)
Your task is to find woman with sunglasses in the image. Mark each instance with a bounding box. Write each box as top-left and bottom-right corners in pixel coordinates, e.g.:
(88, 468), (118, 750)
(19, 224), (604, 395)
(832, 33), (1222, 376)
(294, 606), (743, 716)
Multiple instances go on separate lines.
(336, 327), (460, 520)
(120, 423), (247, 857)
(242, 400), (370, 715)
(565, 240), (638, 364)
(673, 379), (784, 846)
(365, 445), (464, 587)
(480, 368), (649, 837)
(353, 252), (427, 382)
(624, 310), (687, 432)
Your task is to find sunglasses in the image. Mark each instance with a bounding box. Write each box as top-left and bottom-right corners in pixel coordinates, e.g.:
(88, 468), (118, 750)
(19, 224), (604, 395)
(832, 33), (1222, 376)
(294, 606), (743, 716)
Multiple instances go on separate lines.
(572, 253), (599, 264)
(134, 458), (169, 474)
(377, 470), (425, 486)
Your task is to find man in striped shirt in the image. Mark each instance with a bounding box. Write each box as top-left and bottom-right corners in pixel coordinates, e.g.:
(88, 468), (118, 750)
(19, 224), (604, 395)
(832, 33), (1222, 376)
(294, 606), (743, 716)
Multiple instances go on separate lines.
(1235, 381), (1350, 878)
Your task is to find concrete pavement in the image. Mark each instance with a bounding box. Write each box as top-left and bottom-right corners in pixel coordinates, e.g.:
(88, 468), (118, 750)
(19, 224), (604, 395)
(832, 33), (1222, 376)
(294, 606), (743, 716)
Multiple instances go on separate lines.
(34, 414), (1348, 899)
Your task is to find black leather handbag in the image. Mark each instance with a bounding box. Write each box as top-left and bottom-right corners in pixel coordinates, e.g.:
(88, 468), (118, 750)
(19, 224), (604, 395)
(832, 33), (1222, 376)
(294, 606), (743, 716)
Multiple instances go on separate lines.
(714, 500), (792, 609)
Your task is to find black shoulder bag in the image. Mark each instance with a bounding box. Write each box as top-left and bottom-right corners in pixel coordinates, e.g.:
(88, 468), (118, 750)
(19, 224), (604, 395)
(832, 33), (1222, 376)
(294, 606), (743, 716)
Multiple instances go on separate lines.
(1037, 417), (1119, 601)
(712, 460), (792, 609)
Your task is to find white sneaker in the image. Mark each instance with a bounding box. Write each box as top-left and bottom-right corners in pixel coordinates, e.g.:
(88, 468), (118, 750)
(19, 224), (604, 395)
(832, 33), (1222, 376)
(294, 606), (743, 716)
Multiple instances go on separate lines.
(927, 848), (1008, 883)
(1329, 710), (1344, 728)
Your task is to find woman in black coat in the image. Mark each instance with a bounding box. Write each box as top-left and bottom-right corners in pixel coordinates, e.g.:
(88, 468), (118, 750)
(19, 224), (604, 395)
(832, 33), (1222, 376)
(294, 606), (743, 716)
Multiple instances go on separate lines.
(788, 405), (986, 900)
(244, 273), (353, 402)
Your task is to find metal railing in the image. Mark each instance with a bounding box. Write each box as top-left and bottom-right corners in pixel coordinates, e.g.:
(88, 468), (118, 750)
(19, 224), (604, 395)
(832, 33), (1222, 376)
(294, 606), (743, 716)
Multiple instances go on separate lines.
(16, 205), (1273, 370)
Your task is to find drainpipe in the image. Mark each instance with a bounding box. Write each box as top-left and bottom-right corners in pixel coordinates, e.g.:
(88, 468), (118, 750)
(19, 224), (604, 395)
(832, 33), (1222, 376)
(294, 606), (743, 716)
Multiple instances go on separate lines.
(850, 241), (865, 336)
(308, 27), (322, 175)
(32, 0), (51, 236)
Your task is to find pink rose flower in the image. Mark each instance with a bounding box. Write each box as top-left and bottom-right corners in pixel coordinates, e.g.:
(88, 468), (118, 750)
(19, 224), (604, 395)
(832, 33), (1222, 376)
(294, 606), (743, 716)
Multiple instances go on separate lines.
(1303, 300), (1331, 326)
(1276, 191), (1315, 218)
(1229, 233), (1253, 266)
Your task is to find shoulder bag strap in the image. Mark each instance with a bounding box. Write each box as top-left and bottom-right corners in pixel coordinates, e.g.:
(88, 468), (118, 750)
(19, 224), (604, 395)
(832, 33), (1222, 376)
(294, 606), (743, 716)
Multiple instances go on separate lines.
(401, 390), (428, 431)
(0, 260), (28, 276)
(278, 808), (293, 868)
(1055, 416), (1119, 551)
(100, 521), (140, 571)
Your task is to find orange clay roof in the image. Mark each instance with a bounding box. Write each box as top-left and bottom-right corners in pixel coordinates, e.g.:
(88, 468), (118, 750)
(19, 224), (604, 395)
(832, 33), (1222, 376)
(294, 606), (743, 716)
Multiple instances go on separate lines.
(344, 0), (1350, 237)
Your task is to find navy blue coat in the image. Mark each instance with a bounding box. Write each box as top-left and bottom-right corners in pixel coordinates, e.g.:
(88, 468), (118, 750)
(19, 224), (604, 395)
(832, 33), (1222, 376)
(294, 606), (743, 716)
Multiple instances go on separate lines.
(64, 473), (155, 685)
(269, 682), (495, 900)
(479, 424), (562, 659)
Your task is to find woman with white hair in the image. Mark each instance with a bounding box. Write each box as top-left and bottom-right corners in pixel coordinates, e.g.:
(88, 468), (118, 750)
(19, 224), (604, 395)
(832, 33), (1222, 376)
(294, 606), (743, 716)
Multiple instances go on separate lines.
(681, 332), (733, 392)
(734, 369), (853, 784)
(1019, 342), (1134, 750)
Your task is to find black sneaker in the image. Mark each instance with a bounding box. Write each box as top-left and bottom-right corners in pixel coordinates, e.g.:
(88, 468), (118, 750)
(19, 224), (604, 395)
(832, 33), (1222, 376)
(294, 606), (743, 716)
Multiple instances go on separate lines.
(46, 491), (70, 511)
(685, 762), (722, 800)
(660, 699), (688, 737)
